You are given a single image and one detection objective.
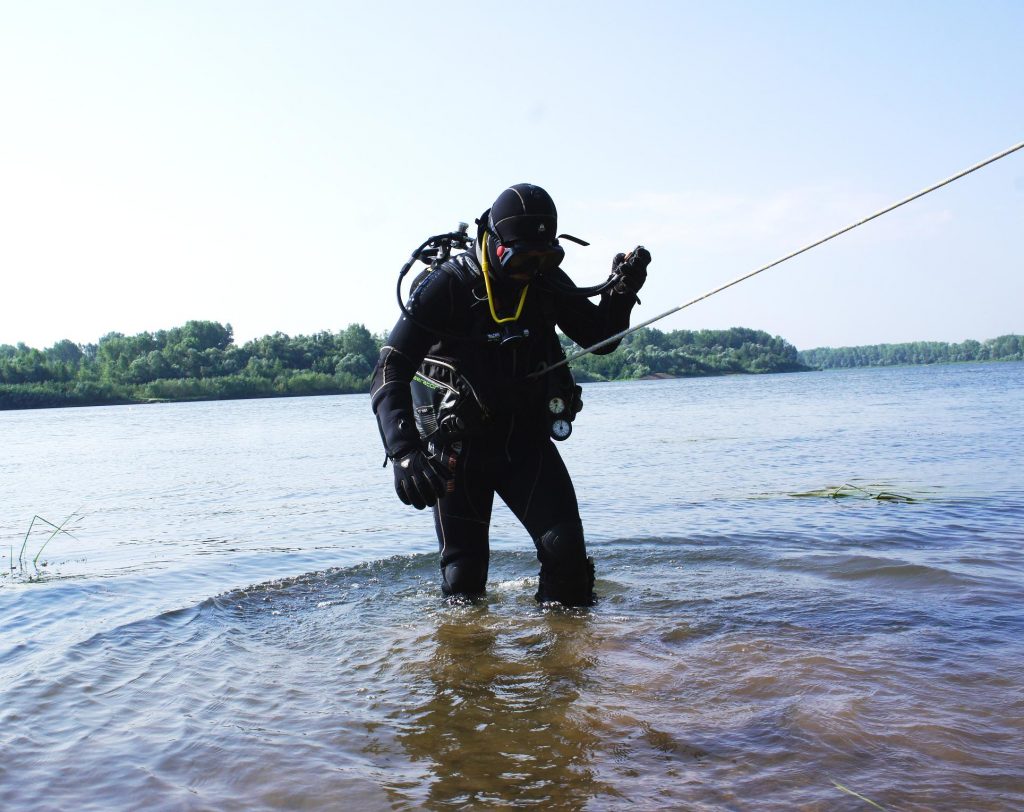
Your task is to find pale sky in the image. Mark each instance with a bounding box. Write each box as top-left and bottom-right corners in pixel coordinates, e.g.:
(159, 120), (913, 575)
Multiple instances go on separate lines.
(1, 0), (1021, 351)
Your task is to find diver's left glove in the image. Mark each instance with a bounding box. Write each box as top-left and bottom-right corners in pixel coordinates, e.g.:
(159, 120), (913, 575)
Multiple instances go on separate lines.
(392, 448), (453, 510)
(612, 246), (651, 299)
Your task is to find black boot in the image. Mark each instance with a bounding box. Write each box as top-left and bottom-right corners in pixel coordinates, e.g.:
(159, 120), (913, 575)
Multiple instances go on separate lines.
(441, 558), (487, 602)
(536, 556), (595, 607)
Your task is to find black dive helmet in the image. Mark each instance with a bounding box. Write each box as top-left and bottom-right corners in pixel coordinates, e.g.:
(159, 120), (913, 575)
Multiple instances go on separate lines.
(479, 184), (565, 279)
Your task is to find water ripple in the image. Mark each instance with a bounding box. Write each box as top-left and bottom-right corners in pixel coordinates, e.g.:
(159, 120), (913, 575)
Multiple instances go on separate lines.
(1, 538), (1021, 811)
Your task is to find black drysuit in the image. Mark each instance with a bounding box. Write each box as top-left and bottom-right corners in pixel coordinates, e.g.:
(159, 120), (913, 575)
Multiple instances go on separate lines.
(370, 249), (638, 604)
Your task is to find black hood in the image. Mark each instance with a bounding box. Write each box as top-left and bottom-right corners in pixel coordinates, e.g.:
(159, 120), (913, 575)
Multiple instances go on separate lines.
(487, 183), (557, 244)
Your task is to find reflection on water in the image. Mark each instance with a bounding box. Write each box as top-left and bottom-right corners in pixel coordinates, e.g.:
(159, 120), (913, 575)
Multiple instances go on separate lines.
(393, 610), (605, 810)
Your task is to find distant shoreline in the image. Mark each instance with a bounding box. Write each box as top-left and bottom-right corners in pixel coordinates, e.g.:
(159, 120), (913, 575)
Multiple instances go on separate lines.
(6, 359), (1023, 412)
(2, 321), (1020, 411)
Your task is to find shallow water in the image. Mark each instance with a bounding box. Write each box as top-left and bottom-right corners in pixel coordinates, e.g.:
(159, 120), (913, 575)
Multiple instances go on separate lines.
(2, 363), (1023, 810)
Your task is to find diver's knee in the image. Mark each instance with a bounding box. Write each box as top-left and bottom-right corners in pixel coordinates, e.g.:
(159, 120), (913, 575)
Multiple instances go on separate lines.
(441, 558), (487, 598)
(535, 520), (586, 568)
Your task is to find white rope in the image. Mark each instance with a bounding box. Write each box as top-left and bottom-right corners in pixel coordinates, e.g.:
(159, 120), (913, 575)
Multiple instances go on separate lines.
(539, 140), (1024, 376)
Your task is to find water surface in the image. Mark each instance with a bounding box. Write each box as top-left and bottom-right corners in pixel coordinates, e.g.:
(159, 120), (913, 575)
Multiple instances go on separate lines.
(2, 363), (1022, 810)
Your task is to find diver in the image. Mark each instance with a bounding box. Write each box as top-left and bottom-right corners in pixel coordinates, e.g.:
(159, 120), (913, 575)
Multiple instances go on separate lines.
(370, 183), (650, 606)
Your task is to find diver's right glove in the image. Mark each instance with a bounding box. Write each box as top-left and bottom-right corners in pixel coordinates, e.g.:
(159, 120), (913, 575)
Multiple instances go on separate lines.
(611, 246), (650, 299)
(392, 448), (453, 510)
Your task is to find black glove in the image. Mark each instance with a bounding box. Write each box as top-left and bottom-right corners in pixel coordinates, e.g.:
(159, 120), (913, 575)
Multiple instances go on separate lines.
(392, 448), (453, 510)
(611, 246), (650, 297)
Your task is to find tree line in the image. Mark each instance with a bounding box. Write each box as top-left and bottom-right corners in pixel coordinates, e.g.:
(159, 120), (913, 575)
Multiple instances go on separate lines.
(0, 321), (379, 410)
(1, 322), (810, 410)
(798, 335), (1023, 369)
(6, 321), (1019, 410)
(564, 326), (808, 381)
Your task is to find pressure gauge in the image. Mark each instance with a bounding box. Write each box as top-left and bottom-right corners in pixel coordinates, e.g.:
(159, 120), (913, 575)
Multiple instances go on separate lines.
(548, 396), (566, 415)
(551, 418), (573, 440)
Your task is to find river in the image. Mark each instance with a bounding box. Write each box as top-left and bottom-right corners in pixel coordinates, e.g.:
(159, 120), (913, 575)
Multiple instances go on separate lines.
(2, 363), (1022, 810)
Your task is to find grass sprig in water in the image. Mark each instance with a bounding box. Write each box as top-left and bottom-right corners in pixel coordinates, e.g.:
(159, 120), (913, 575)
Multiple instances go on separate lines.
(830, 778), (889, 810)
(7, 511), (83, 580)
(790, 483), (918, 503)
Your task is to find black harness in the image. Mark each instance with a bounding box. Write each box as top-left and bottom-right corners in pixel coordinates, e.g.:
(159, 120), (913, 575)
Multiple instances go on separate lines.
(410, 251), (583, 446)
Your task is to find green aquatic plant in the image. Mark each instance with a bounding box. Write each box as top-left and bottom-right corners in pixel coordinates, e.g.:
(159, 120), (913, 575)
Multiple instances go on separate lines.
(11, 512), (82, 577)
(830, 778), (888, 810)
(790, 483), (917, 503)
